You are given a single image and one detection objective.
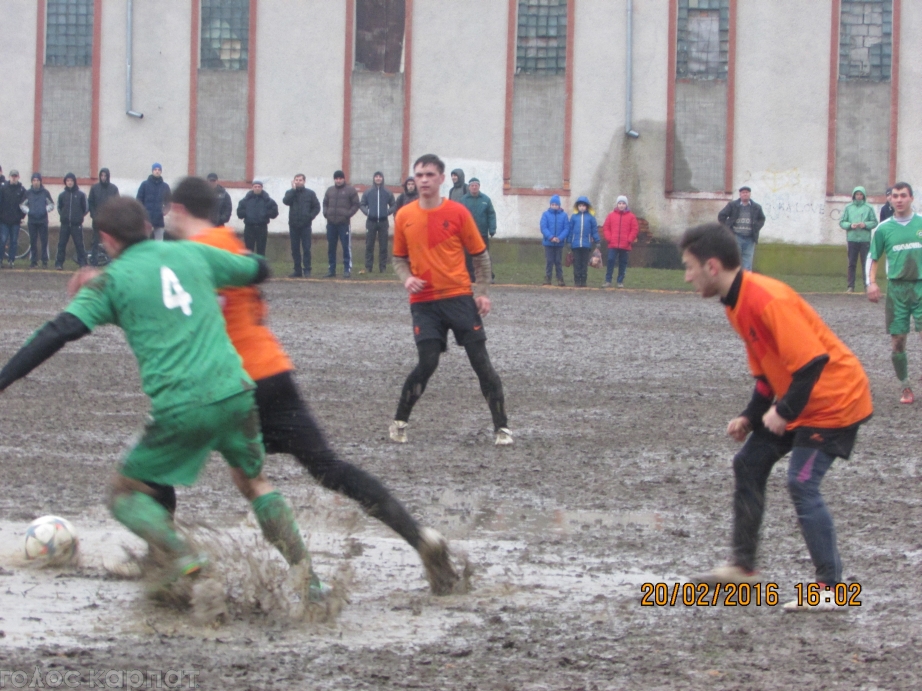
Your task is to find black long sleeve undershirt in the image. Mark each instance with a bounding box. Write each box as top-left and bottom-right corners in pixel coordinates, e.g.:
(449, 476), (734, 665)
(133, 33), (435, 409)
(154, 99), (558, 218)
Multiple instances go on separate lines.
(0, 313), (90, 391)
(740, 355), (829, 425)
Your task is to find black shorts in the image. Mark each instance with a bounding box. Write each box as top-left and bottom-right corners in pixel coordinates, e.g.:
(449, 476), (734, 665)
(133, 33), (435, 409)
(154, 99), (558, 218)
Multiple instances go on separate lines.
(410, 295), (486, 352)
(776, 419), (868, 460)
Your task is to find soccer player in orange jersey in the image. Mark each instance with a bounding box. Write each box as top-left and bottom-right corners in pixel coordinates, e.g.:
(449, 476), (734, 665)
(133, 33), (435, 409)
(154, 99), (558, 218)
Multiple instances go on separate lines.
(390, 154), (512, 446)
(680, 223), (873, 612)
(71, 178), (460, 596)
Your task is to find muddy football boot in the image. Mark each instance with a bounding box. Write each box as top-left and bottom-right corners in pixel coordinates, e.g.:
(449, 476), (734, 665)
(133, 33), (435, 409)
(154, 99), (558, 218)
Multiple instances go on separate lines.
(494, 428), (514, 446)
(693, 564), (761, 586)
(419, 528), (459, 596)
(389, 420), (408, 443)
(288, 561), (331, 603)
(783, 583), (840, 613)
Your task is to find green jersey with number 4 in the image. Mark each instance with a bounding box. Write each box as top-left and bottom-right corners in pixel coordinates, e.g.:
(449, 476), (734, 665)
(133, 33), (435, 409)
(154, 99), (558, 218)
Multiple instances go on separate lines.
(66, 240), (259, 413)
(870, 214), (922, 281)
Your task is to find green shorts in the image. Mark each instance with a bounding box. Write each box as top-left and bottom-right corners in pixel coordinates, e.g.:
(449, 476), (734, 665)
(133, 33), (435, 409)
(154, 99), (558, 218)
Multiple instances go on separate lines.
(121, 391), (264, 486)
(885, 280), (922, 335)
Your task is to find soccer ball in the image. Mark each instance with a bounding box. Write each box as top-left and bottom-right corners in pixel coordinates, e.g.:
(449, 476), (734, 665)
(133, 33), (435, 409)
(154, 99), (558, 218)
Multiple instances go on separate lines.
(24, 516), (79, 563)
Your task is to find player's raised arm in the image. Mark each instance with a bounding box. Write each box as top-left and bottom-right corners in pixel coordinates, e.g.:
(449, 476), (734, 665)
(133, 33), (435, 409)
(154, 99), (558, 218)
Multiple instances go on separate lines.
(191, 242), (271, 289)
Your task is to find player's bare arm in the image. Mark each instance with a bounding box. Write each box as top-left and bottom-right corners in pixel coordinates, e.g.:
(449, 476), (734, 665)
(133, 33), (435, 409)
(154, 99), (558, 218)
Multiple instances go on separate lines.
(866, 259), (881, 302)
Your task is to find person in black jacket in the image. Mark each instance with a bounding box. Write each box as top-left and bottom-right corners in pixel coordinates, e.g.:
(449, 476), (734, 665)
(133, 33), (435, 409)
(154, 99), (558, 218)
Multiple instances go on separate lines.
(718, 186), (766, 271)
(56, 172), (88, 270)
(282, 173), (320, 278)
(236, 180), (279, 255)
(394, 177), (418, 213)
(207, 173), (232, 226)
(360, 171), (396, 274)
(87, 167), (119, 266)
(25, 173), (54, 268)
(0, 170), (27, 268)
(136, 163), (171, 240)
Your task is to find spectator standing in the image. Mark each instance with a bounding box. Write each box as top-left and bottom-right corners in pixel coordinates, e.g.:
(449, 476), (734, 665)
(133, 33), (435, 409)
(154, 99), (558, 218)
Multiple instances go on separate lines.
(235, 181), (279, 256)
(282, 173), (320, 278)
(0, 170), (27, 268)
(448, 169), (468, 202)
(24, 173), (53, 268)
(879, 187), (894, 222)
(88, 168), (120, 266)
(540, 194), (569, 286)
(136, 163), (171, 240)
(839, 186), (877, 293)
(207, 173), (232, 226)
(394, 177), (418, 213)
(718, 186), (766, 271)
(322, 170), (360, 278)
(601, 196), (640, 288)
(460, 178), (497, 282)
(55, 172), (88, 270)
(568, 196), (599, 288)
(360, 171), (396, 274)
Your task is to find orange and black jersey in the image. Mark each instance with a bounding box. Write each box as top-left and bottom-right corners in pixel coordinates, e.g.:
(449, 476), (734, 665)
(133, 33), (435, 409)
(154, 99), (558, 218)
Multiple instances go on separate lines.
(190, 226), (293, 381)
(723, 271), (872, 430)
(393, 198), (486, 304)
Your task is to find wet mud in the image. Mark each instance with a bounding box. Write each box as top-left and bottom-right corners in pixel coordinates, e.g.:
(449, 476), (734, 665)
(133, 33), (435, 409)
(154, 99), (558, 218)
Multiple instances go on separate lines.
(0, 272), (921, 689)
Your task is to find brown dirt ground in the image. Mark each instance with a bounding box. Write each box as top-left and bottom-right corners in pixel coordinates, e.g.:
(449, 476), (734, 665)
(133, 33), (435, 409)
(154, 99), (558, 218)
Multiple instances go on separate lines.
(1, 270), (921, 689)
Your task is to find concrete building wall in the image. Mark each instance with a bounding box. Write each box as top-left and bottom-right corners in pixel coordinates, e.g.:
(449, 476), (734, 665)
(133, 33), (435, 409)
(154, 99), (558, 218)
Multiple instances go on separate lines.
(351, 72), (404, 184)
(510, 75), (566, 188)
(41, 67), (92, 178)
(2, 0), (921, 244)
(196, 70), (248, 181)
(672, 81), (726, 193)
(834, 81), (890, 196)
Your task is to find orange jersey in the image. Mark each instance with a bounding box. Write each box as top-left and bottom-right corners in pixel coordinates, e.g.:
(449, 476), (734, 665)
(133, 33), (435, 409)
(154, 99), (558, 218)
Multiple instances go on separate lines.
(190, 226), (293, 380)
(726, 272), (872, 429)
(393, 199), (487, 304)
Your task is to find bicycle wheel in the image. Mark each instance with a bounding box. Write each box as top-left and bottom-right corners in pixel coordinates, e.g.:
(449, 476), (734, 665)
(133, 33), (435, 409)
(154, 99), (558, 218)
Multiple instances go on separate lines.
(16, 225), (31, 260)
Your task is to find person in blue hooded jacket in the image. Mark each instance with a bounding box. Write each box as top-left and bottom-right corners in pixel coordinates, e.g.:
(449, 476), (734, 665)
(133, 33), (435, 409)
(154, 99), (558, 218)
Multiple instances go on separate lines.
(568, 196), (599, 287)
(540, 195), (569, 286)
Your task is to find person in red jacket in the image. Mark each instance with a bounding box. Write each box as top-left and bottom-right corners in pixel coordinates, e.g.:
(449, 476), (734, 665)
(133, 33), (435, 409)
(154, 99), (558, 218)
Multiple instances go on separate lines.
(601, 195), (639, 288)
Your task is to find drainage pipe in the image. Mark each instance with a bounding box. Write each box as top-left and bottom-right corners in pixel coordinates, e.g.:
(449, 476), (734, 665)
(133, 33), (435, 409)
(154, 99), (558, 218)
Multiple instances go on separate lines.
(625, 0), (639, 138)
(126, 0), (144, 118)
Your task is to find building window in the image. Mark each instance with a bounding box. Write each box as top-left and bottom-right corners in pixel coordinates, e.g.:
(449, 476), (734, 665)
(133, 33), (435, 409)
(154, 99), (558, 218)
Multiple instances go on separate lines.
(676, 0), (728, 80)
(516, 0), (567, 75)
(201, 0), (249, 71)
(45, 0), (94, 67)
(839, 0), (892, 82)
(355, 0), (406, 73)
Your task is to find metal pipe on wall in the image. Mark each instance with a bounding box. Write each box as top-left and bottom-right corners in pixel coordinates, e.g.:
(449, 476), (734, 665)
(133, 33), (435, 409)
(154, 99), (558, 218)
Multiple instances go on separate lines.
(126, 0), (143, 118)
(625, 0), (639, 138)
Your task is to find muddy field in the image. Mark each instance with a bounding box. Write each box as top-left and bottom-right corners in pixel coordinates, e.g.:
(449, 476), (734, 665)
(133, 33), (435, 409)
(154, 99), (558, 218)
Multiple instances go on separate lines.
(0, 270), (921, 690)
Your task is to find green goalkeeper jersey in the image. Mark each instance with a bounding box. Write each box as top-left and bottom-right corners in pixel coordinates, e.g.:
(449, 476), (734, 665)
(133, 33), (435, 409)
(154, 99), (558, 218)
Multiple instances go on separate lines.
(871, 214), (922, 281)
(66, 240), (259, 413)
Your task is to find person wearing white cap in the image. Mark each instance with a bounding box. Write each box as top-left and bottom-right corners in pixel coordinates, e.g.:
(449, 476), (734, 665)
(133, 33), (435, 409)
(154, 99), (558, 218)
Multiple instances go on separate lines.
(601, 196), (639, 288)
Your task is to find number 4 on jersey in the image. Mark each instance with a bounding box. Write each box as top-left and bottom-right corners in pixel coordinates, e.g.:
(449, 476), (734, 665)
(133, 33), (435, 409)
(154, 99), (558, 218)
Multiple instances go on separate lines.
(161, 267), (193, 316)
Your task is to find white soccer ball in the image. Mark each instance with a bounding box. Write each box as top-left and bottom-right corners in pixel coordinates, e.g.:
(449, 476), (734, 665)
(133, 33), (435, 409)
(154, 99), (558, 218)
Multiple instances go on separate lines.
(24, 515), (79, 563)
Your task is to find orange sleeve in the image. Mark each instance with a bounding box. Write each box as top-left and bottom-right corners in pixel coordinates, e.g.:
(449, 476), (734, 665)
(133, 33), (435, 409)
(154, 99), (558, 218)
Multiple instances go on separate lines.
(460, 211), (486, 255)
(760, 300), (828, 374)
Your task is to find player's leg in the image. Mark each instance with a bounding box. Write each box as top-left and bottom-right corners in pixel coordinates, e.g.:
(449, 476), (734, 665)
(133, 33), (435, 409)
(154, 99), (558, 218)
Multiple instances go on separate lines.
(729, 427), (790, 573)
(886, 281), (912, 401)
(786, 447), (841, 585)
(464, 341), (508, 432)
(394, 339), (442, 425)
(109, 475), (192, 559)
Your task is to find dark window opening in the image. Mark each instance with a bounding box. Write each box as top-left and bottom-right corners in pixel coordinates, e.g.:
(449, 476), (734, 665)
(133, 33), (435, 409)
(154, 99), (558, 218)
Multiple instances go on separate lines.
(355, 0), (406, 73)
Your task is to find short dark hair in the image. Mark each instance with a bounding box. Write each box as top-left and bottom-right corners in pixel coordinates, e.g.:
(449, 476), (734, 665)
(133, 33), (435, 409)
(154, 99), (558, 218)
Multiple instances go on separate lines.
(171, 176), (216, 221)
(95, 197), (149, 247)
(413, 154), (445, 174)
(206, 172), (218, 181)
(294, 173), (305, 180)
(893, 181), (914, 197)
(679, 222), (741, 270)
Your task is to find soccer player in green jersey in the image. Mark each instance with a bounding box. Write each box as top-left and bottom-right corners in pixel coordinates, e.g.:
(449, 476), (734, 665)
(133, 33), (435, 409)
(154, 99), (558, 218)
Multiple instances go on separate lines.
(867, 182), (922, 404)
(0, 198), (319, 594)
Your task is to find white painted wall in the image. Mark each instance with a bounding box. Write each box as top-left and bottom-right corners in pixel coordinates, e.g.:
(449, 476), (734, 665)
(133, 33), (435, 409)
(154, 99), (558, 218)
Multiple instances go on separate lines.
(1, 0), (918, 243)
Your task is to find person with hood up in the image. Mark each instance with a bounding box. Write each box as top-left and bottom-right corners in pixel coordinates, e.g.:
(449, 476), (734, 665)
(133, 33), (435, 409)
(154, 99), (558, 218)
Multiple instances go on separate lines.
(839, 186), (878, 293)
(540, 195), (569, 286)
(0, 170), (26, 268)
(394, 177), (418, 213)
(568, 196), (599, 288)
(56, 172), (88, 270)
(236, 181), (279, 256)
(88, 168), (120, 266)
(136, 163), (171, 240)
(207, 173), (233, 227)
(448, 169), (468, 202)
(360, 171), (396, 274)
(601, 195), (640, 288)
(282, 173), (320, 278)
(24, 173), (54, 268)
